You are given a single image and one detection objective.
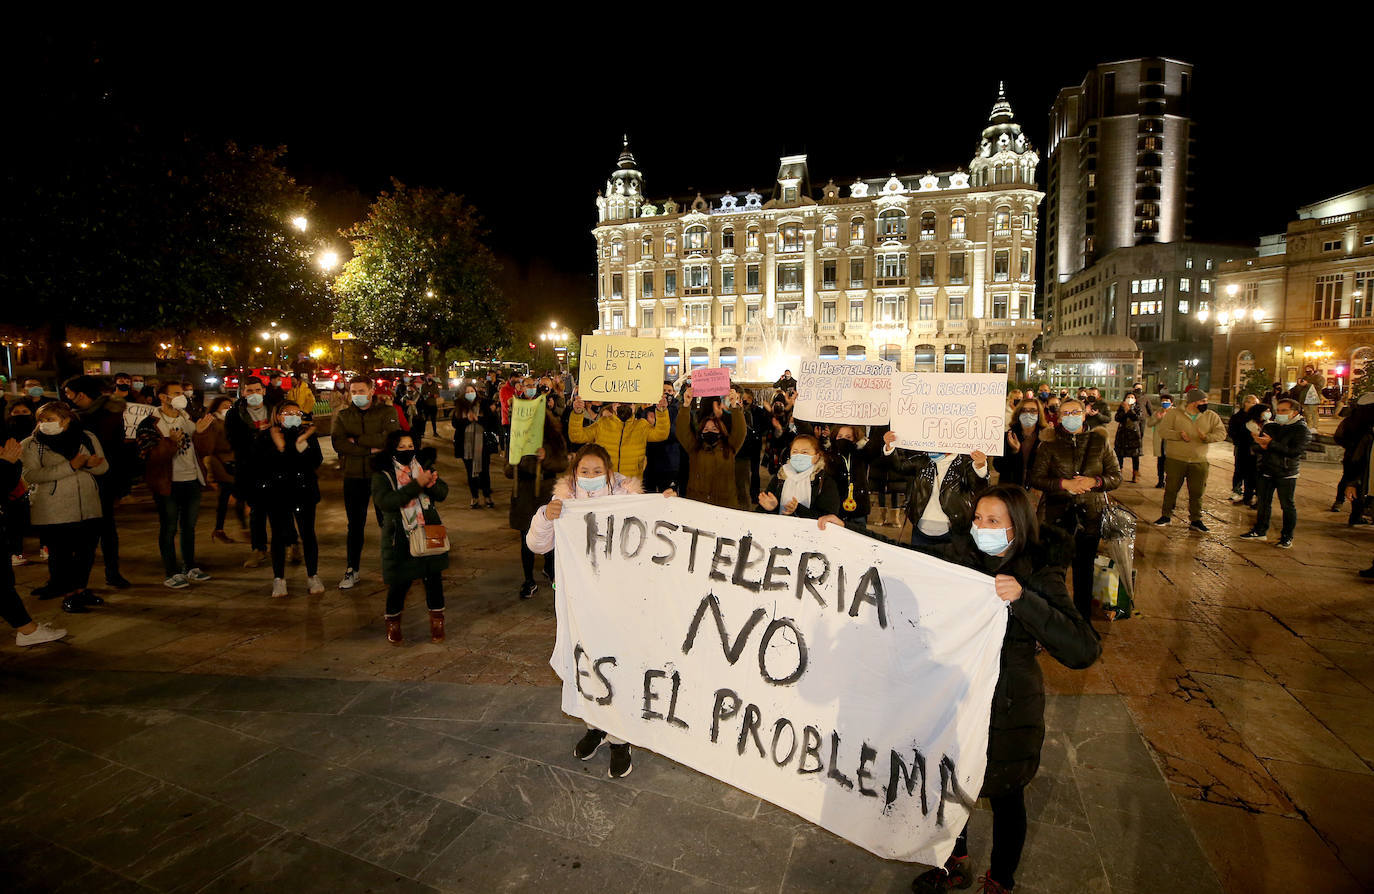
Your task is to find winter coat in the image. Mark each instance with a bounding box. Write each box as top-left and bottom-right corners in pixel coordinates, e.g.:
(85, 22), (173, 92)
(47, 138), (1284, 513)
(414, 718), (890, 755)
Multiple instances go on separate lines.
(644, 401), (685, 482)
(1113, 405), (1144, 457)
(1029, 426), (1122, 529)
(826, 432), (885, 522)
(224, 396), (279, 491)
(994, 423), (1045, 489)
(1146, 406), (1169, 455)
(194, 416), (237, 487)
(21, 430), (106, 526)
(525, 472), (643, 555)
(1157, 407), (1226, 464)
(332, 401), (400, 479)
(250, 428), (323, 509)
(1256, 419), (1311, 479)
(75, 394), (132, 498)
(1227, 405), (1259, 455)
(1083, 399), (1111, 431)
(1337, 401), (1374, 495)
(452, 398), (500, 463)
(509, 417), (570, 532)
(567, 410), (671, 478)
(371, 462), (450, 584)
(135, 413), (206, 497)
(677, 405), (747, 508)
(879, 450), (988, 534)
(757, 464), (842, 520)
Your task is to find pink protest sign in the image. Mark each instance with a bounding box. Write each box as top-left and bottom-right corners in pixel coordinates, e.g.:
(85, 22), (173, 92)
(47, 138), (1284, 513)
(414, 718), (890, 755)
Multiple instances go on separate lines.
(692, 367), (731, 397)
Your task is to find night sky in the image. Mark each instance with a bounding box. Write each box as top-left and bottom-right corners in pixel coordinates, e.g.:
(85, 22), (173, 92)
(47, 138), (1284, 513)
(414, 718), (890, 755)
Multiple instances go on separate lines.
(11, 24), (1368, 334)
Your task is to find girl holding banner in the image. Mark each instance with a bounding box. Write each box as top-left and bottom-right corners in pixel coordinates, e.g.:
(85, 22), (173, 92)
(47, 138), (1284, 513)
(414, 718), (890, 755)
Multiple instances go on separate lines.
(756, 434), (841, 519)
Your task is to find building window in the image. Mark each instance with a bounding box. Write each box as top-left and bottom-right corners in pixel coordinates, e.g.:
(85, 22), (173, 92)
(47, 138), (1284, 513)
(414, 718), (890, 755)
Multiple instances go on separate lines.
(1178, 300), (1189, 314)
(781, 224), (803, 253)
(950, 212), (966, 239)
(994, 250), (1010, 282)
(642, 234), (653, 257)
(642, 309), (654, 329)
(641, 272), (653, 297)
(664, 271), (677, 296)
(610, 240), (623, 259)
(686, 303), (710, 328)
(721, 266), (735, 294)
(612, 273), (623, 299)
(664, 233), (677, 255)
(1365, 235), (1374, 246)
(850, 217), (865, 242)
(746, 228), (759, 250)
(779, 301), (801, 325)
(878, 209), (907, 238)
(1200, 279), (1211, 294)
(822, 301), (837, 323)
(880, 344), (902, 370)
(944, 349), (966, 373)
(685, 264), (710, 293)
(784, 186), (798, 203)
(948, 295), (964, 320)
(722, 228), (734, 251)
(1020, 250), (1031, 281)
(1185, 256), (1193, 269)
(612, 311), (623, 329)
(721, 305), (734, 326)
(949, 253), (966, 284)
(850, 258), (865, 288)
(684, 226), (708, 251)
(664, 307), (676, 327)
(920, 212), (936, 241)
(988, 348), (1009, 375)
(1353, 271), (1373, 317)
(918, 296), (934, 320)
(746, 264), (760, 293)
(822, 260), (836, 289)
(1314, 274), (1343, 320)
(920, 254), (935, 285)
(849, 298), (864, 322)
(777, 262), (803, 292)
(876, 253), (907, 284)
(1179, 276), (1190, 292)
(822, 221), (837, 245)
(1323, 239), (1342, 253)
(1021, 211), (1033, 232)
(995, 209), (1010, 234)
(876, 295), (906, 322)
(745, 304), (759, 324)
(1205, 258), (1214, 270)
(993, 294), (1009, 319)
(914, 345), (936, 372)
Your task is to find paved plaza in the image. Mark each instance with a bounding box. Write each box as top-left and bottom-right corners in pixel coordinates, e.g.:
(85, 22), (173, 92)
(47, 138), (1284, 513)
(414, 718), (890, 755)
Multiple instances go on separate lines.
(1, 430), (1371, 893)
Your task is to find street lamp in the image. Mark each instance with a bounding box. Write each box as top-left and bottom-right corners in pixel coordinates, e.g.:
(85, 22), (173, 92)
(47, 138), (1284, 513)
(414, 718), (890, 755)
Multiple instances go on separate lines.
(292, 216), (309, 232)
(260, 325), (290, 364)
(319, 250), (340, 272)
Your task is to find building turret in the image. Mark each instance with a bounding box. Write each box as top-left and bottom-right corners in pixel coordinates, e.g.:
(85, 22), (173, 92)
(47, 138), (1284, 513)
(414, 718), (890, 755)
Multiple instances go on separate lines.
(597, 135), (644, 222)
(969, 82), (1039, 188)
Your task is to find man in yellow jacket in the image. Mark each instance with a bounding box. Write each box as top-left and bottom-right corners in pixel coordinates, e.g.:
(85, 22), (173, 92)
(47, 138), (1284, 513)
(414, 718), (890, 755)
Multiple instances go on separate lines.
(1154, 387), (1226, 532)
(567, 395), (671, 478)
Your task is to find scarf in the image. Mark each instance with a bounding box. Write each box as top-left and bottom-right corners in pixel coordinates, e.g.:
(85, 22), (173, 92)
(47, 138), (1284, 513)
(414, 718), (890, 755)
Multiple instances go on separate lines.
(463, 418), (484, 463)
(35, 425), (87, 461)
(392, 458), (431, 531)
(777, 464), (817, 511)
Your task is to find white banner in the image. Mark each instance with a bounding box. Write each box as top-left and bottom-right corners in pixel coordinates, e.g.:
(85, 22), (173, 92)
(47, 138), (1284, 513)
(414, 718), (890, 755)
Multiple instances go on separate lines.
(551, 494), (1007, 865)
(793, 359), (894, 426)
(122, 402), (155, 439)
(889, 372), (1007, 457)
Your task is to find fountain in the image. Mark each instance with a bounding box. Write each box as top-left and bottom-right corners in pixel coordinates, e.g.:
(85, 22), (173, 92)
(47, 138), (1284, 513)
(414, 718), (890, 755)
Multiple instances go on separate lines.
(739, 314), (813, 386)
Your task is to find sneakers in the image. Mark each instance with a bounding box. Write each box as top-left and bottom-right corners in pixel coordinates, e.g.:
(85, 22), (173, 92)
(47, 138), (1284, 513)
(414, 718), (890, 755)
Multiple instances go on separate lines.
(60, 595), (89, 614)
(339, 569), (360, 590)
(1231, 490), (1244, 501)
(1239, 531), (1266, 540)
(1331, 501), (1344, 512)
(243, 549), (268, 569)
(1189, 520), (1210, 533)
(1154, 480), (1165, 489)
(485, 498), (496, 509)
(306, 575), (325, 595)
(271, 578), (288, 598)
(164, 574), (190, 589)
(1153, 516), (1171, 527)
(73, 589), (103, 606)
(573, 728), (608, 760)
(911, 855), (973, 893)
(1277, 538), (1293, 549)
(16, 622), (67, 647)
(974, 872), (1011, 894)
(608, 743), (633, 778)
(186, 568), (211, 582)
(470, 500), (480, 510)
(11, 554), (25, 567)
(288, 543), (303, 565)
(519, 581), (538, 599)
(211, 529), (235, 544)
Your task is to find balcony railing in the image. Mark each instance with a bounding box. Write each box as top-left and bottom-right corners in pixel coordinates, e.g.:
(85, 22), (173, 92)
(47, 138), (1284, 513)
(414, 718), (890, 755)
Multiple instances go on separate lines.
(849, 279), (866, 289)
(874, 277), (907, 287)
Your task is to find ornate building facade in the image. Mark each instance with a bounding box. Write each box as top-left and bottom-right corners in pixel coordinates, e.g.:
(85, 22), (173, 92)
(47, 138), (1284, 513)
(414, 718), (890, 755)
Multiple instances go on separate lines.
(592, 87), (1044, 382)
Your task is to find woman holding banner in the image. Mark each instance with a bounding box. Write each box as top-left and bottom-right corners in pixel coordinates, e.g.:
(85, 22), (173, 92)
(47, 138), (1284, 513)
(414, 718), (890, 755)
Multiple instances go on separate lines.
(878, 434), (989, 547)
(676, 385), (747, 508)
(821, 484), (1100, 893)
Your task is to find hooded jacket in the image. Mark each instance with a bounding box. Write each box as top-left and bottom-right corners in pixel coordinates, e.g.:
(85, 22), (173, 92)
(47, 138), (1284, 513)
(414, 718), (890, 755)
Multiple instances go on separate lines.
(1256, 417), (1311, 479)
(567, 409), (671, 477)
(525, 472), (643, 555)
(677, 405), (747, 508)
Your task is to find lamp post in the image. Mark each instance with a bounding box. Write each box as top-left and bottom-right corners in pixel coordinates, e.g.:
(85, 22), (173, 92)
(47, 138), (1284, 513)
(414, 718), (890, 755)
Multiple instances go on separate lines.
(539, 320), (574, 372)
(260, 322), (290, 367)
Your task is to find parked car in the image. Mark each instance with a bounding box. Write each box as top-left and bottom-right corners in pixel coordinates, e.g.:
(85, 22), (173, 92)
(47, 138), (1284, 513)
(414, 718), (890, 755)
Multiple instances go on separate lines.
(371, 367), (408, 397)
(312, 367), (344, 391)
(248, 368), (294, 390)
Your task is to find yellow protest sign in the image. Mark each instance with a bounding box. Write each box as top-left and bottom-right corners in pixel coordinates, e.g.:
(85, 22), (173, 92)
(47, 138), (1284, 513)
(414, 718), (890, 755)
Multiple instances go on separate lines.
(578, 335), (664, 404)
(509, 395), (547, 465)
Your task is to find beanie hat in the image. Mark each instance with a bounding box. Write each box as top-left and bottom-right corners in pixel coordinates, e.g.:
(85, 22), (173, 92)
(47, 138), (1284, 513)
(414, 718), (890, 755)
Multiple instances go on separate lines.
(1183, 388), (1205, 405)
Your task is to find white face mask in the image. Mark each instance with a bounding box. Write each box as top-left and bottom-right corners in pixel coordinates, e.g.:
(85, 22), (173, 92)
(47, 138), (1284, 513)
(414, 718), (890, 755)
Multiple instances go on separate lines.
(38, 420), (63, 436)
(169, 394), (188, 411)
(217, 410), (229, 421)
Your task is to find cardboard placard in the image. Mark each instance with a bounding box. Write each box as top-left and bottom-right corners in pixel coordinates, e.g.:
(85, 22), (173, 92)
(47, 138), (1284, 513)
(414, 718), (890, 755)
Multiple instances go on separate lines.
(691, 367), (730, 398)
(578, 335), (664, 405)
(889, 372), (1007, 456)
(793, 359), (895, 425)
(508, 395), (547, 464)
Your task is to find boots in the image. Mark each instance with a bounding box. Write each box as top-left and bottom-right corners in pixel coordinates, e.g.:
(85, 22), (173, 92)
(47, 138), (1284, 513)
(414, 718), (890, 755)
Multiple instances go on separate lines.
(429, 610), (445, 643)
(386, 614), (403, 645)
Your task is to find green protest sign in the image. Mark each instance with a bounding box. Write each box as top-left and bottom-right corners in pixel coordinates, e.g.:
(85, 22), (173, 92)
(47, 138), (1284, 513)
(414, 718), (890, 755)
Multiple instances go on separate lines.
(509, 395), (547, 464)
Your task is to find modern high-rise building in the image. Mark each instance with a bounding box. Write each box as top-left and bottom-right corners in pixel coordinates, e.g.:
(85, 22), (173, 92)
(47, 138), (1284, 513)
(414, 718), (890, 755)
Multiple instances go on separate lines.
(591, 87), (1044, 383)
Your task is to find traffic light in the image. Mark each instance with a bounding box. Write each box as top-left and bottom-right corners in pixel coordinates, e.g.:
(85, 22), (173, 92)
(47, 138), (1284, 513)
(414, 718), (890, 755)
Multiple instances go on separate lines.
(528, 342), (536, 350)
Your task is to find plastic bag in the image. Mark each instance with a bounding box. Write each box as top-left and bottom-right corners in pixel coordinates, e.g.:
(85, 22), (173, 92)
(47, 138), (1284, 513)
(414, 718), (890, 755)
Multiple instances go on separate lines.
(1093, 555), (1134, 620)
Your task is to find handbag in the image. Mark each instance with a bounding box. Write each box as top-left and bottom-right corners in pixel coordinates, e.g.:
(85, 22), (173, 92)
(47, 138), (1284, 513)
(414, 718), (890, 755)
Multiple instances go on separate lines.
(407, 523), (450, 557)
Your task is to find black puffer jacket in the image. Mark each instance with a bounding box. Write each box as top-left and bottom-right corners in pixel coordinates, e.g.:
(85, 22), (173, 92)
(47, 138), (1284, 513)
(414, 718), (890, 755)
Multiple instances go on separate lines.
(1256, 419), (1310, 478)
(1030, 426), (1122, 528)
(879, 450), (987, 534)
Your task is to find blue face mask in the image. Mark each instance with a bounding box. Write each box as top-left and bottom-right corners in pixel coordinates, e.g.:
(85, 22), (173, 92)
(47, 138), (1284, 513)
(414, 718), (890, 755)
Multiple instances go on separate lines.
(281, 415), (302, 429)
(972, 525), (1012, 556)
(1061, 415), (1084, 433)
(246, 393), (264, 407)
(578, 475), (607, 492)
(26, 386), (43, 398)
(1160, 401), (1172, 409)
(1018, 413), (1038, 428)
(352, 394), (370, 408)
(926, 452), (946, 461)
(524, 388), (537, 399)
(789, 453), (814, 474)
(1275, 413), (1291, 425)
(465, 391), (476, 401)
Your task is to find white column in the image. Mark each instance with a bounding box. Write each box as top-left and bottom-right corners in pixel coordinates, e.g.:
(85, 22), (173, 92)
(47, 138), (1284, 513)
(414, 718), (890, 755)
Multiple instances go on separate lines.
(971, 246), (987, 318)
(803, 231), (816, 318)
(765, 234), (777, 318)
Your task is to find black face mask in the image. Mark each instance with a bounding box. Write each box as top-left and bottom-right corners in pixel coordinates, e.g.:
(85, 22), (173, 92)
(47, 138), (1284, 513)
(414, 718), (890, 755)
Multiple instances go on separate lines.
(7, 416), (35, 439)
(394, 450), (416, 466)
(116, 383), (130, 392)
(1195, 403), (1209, 413)
(616, 406), (633, 422)
(700, 431), (721, 447)
(834, 438), (855, 455)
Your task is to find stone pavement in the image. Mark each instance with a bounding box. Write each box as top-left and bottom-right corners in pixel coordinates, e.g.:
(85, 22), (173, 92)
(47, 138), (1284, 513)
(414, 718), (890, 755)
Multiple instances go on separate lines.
(0, 427), (1369, 892)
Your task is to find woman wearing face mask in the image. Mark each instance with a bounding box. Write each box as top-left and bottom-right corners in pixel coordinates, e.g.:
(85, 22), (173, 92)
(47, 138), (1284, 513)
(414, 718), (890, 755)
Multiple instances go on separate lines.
(254, 401), (324, 597)
(195, 397), (247, 543)
(452, 381), (502, 509)
(995, 400), (1047, 490)
(757, 435), (841, 519)
(373, 430), (449, 644)
(677, 385), (747, 508)
(21, 404), (108, 614)
(1030, 398), (1122, 622)
(825, 424), (882, 531)
(1113, 393), (1144, 484)
(4, 404), (40, 566)
(527, 443), (647, 779)
(1043, 399), (1061, 427)
(876, 432), (990, 546)
(1227, 394), (1265, 507)
(817, 485), (1100, 894)
(0, 434), (65, 646)
(509, 409), (569, 599)
(1146, 394), (1172, 488)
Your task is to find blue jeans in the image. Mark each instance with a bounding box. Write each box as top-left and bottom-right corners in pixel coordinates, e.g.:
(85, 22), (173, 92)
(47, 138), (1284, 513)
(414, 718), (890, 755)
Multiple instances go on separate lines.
(154, 481), (202, 577)
(1253, 475), (1298, 540)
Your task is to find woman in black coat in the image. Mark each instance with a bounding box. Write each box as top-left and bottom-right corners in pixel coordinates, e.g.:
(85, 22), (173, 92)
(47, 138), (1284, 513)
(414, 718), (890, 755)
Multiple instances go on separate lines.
(822, 484), (1100, 893)
(508, 409), (569, 598)
(876, 432), (989, 547)
(993, 399), (1047, 490)
(1227, 396), (1267, 507)
(252, 400), (323, 598)
(453, 387), (501, 509)
(824, 424), (884, 530)
(1112, 394), (1145, 483)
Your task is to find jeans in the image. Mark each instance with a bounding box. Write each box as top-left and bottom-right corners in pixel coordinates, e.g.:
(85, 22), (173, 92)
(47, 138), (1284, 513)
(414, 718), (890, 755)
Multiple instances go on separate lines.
(1253, 475), (1298, 540)
(97, 486), (121, 579)
(248, 505), (269, 552)
(270, 501), (319, 577)
(1116, 452), (1139, 476)
(951, 788), (1027, 889)
(1156, 441), (1166, 483)
(421, 406), (439, 437)
(1161, 457), (1209, 522)
(343, 477), (374, 571)
(0, 547), (32, 628)
(385, 573), (444, 616)
(1233, 447), (1258, 501)
(6, 498), (30, 556)
(462, 454), (492, 499)
(520, 539), (554, 584)
(153, 481), (202, 577)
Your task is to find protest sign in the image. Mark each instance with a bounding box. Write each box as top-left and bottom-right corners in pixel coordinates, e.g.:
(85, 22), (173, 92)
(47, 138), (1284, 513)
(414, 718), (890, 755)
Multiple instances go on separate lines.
(889, 373), (1007, 457)
(793, 359), (894, 426)
(691, 367), (730, 398)
(551, 494), (1007, 865)
(122, 402), (155, 439)
(579, 335), (664, 404)
(508, 395), (547, 464)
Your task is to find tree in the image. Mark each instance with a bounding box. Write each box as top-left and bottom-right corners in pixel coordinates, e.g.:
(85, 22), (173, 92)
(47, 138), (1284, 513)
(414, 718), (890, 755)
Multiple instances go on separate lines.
(1238, 366), (1271, 401)
(332, 181), (509, 371)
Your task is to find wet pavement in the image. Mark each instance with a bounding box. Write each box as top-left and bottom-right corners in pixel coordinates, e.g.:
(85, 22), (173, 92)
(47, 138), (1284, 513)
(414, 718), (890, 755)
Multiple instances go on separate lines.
(0, 427), (1369, 892)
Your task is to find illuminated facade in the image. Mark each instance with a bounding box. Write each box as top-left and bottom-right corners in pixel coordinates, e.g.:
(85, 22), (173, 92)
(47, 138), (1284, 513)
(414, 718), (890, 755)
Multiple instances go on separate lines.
(592, 87), (1044, 382)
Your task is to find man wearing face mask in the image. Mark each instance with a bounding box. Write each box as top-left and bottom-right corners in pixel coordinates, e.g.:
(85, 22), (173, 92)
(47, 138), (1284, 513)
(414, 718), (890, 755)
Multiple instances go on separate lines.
(1145, 394), (1172, 488)
(63, 376), (132, 588)
(1155, 388), (1225, 531)
(1227, 395), (1265, 506)
(332, 376), (399, 589)
(226, 378), (281, 568)
(16, 378), (52, 415)
(567, 392), (671, 479)
(1239, 398), (1310, 549)
(136, 382), (214, 589)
